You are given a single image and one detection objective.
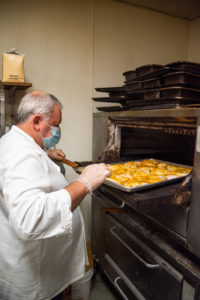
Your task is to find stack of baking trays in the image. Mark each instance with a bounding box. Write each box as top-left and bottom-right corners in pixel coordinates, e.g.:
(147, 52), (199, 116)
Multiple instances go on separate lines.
(93, 61), (200, 111)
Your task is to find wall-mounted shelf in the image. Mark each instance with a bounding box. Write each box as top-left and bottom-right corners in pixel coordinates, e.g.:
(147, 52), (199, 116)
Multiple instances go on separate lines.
(2, 81), (32, 120)
(0, 81), (32, 136)
(2, 82), (32, 89)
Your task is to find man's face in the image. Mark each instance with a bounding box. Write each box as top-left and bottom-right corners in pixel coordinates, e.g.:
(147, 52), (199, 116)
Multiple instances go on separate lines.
(40, 104), (62, 138)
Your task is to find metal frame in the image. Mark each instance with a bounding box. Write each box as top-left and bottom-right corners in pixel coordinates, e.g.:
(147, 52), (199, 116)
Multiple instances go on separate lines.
(93, 108), (200, 257)
(0, 81), (5, 136)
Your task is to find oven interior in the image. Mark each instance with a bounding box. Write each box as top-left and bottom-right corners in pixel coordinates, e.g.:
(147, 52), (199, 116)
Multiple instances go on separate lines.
(112, 117), (196, 165)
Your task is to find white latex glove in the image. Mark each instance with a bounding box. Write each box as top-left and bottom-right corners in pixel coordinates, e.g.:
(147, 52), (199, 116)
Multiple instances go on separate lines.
(75, 163), (111, 193)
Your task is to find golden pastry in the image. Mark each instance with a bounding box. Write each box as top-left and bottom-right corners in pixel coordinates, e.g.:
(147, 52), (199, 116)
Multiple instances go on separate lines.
(108, 159), (191, 188)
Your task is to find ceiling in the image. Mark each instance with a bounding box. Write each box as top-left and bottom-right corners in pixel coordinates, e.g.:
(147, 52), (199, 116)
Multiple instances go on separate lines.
(114, 0), (200, 20)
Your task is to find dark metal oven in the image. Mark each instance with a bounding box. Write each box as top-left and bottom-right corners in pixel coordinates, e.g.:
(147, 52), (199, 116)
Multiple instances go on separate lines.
(91, 108), (200, 300)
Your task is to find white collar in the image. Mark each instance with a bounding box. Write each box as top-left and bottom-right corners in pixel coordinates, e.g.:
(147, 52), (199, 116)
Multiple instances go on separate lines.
(11, 125), (44, 152)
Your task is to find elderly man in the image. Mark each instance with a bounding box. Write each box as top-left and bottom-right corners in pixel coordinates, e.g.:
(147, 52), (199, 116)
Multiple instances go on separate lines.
(0, 91), (110, 300)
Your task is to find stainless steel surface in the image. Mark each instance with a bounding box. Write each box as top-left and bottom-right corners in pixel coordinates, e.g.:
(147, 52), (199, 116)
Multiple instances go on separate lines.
(92, 107), (200, 299)
(105, 159), (192, 192)
(92, 192), (200, 299)
(93, 113), (108, 160)
(187, 117), (200, 257)
(0, 82), (5, 137)
(92, 108), (200, 257)
(94, 107), (200, 119)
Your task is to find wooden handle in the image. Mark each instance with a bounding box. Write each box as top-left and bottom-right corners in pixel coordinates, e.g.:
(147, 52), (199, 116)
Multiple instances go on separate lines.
(62, 158), (79, 168)
(101, 207), (127, 213)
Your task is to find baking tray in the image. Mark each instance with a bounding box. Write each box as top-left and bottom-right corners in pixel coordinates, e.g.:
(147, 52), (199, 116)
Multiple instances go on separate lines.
(95, 86), (125, 92)
(136, 64), (163, 77)
(96, 102), (182, 111)
(125, 87), (161, 99)
(104, 159), (192, 192)
(125, 81), (143, 90)
(160, 86), (200, 99)
(143, 88), (160, 100)
(123, 64), (163, 82)
(124, 66), (176, 82)
(92, 93), (143, 104)
(92, 97), (125, 104)
(96, 106), (127, 112)
(96, 97), (200, 112)
(162, 71), (200, 87)
(166, 61), (200, 74)
(125, 97), (200, 105)
(125, 86), (200, 100)
(95, 86), (127, 97)
(123, 70), (137, 82)
(143, 77), (161, 88)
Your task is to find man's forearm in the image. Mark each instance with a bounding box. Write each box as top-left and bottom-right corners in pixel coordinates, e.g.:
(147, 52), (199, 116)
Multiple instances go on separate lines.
(65, 181), (89, 212)
(65, 163), (110, 211)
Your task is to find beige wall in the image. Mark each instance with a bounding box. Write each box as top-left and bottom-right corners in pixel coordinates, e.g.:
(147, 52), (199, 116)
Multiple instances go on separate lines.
(0, 0), (94, 236)
(0, 0), (93, 168)
(0, 0), (193, 236)
(93, 0), (189, 109)
(189, 18), (200, 62)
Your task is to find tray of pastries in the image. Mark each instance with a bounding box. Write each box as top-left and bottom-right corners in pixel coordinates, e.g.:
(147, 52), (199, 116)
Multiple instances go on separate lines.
(105, 159), (192, 192)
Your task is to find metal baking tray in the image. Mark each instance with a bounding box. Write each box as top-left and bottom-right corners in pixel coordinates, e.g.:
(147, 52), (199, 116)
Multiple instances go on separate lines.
(124, 66), (176, 82)
(95, 86), (127, 97)
(160, 86), (200, 99)
(143, 88), (160, 100)
(95, 97), (200, 112)
(125, 80), (143, 90)
(123, 65), (163, 82)
(104, 159), (192, 192)
(92, 94), (142, 104)
(125, 87), (160, 99)
(92, 97), (124, 104)
(136, 64), (163, 77)
(96, 106), (127, 112)
(143, 77), (161, 88)
(162, 71), (200, 87)
(125, 86), (200, 100)
(125, 97), (200, 108)
(166, 61), (200, 74)
(123, 70), (137, 82)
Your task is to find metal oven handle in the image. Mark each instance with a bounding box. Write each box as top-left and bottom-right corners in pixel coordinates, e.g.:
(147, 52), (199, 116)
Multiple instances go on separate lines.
(119, 201), (125, 208)
(104, 272), (130, 300)
(110, 226), (160, 269)
(104, 254), (146, 300)
(114, 276), (129, 300)
(104, 271), (144, 300)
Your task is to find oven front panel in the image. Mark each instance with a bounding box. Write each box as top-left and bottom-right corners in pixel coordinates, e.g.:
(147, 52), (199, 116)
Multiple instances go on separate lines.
(92, 112), (198, 253)
(105, 214), (183, 300)
(92, 190), (200, 300)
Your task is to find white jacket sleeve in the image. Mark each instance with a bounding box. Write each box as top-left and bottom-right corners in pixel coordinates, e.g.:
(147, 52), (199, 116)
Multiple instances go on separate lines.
(2, 147), (73, 240)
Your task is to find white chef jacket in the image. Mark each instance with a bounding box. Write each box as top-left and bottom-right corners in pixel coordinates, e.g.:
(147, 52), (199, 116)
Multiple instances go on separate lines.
(0, 126), (87, 300)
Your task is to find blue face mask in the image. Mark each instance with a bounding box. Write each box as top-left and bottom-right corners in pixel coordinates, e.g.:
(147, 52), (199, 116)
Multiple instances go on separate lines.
(42, 121), (61, 149)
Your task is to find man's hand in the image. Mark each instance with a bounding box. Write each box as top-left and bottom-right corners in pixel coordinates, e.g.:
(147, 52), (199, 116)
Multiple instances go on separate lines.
(46, 149), (65, 161)
(75, 163), (111, 192)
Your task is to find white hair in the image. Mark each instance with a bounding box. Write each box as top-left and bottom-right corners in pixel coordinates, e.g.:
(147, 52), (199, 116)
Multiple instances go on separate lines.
(16, 92), (63, 123)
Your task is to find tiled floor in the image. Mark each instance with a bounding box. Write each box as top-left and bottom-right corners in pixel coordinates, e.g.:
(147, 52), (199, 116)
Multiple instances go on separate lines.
(90, 271), (119, 300)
